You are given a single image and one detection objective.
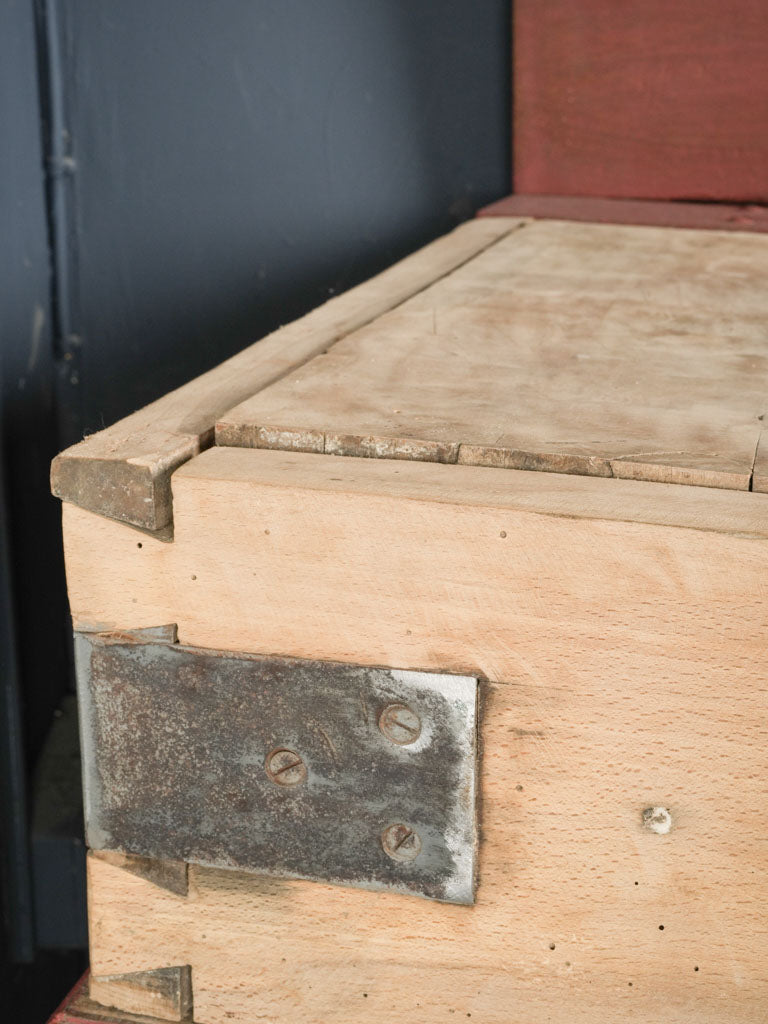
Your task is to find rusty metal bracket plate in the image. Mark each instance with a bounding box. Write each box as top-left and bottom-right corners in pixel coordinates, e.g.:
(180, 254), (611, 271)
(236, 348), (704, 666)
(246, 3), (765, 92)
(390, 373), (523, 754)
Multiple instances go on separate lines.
(75, 632), (478, 904)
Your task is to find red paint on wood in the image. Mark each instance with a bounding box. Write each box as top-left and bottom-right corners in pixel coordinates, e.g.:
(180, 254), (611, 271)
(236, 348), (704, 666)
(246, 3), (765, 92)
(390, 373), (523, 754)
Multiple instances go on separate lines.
(479, 194), (768, 232)
(514, 1), (768, 201)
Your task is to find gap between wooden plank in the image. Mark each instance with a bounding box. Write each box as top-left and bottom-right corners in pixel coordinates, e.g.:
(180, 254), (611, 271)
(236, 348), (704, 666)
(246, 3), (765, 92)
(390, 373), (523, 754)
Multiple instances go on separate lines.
(213, 427), (759, 494)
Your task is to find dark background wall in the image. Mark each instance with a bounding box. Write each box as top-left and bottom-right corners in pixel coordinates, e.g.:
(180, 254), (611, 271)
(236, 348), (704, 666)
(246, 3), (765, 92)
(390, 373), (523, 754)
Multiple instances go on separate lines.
(1, 1), (510, 1020)
(57, 0), (510, 437)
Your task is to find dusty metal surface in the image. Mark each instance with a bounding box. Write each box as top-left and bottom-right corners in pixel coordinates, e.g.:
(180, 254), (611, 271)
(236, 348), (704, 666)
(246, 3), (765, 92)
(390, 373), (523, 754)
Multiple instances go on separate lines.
(75, 632), (478, 904)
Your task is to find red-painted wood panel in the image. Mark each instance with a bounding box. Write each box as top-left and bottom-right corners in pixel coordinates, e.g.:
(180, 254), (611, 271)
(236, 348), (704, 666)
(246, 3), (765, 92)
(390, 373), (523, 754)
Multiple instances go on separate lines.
(514, 1), (768, 201)
(479, 194), (768, 232)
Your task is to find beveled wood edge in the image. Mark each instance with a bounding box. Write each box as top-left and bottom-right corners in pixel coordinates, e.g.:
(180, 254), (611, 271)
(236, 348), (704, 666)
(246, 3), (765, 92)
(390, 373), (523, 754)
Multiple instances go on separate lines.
(50, 217), (523, 533)
(479, 193), (768, 232)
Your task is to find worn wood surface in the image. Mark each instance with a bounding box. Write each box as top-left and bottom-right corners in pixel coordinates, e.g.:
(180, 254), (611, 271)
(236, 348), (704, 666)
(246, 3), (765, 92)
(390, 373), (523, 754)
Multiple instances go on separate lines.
(50, 217), (520, 531)
(62, 447), (768, 1022)
(217, 220), (767, 491)
(513, 0), (768, 200)
(89, 968), (192, 1022)
(480, 194), (768, 233)
(49, 974), (179, 1024)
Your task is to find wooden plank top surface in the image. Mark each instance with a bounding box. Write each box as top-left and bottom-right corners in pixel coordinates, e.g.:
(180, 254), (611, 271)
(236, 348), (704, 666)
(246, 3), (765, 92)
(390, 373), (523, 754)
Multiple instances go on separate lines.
(50, 216), (518, 530)
(217, 219), (768, 492)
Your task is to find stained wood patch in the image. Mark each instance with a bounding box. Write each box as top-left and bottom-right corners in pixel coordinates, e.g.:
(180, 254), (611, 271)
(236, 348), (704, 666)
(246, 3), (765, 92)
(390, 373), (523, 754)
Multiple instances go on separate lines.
(91, 850), (189, 897)
(217, 220), (768, 492)
(89, 967), (192, 1022)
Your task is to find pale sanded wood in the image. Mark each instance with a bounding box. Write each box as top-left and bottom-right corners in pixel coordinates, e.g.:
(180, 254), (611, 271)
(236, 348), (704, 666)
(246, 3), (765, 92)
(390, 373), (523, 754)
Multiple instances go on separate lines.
(89, 967), (192, 1022)
(50, 217), (521, 531)
(65, 447), (768, 1022)
(217, 219), (768, 491)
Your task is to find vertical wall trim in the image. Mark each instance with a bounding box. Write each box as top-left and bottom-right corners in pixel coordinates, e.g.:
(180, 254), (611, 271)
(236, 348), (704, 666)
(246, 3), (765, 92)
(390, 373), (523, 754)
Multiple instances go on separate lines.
(33, 0), (82, 447)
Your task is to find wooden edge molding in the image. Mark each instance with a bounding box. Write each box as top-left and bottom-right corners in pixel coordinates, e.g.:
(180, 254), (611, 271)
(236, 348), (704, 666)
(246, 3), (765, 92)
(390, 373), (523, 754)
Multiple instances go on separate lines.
(50, 217), (524, 533)
(478, 194), (768, 233)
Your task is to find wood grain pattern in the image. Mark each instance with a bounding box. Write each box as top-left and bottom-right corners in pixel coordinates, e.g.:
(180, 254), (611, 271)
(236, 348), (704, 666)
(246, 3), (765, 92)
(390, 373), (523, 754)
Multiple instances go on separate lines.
(480, 194), (768, 233)
(63, 447), (768, 1022)
(513, 0), (768, 200)
(217, 220), (768, 491)
(50, 217), (520, 531)
(62, 446), (768, 679)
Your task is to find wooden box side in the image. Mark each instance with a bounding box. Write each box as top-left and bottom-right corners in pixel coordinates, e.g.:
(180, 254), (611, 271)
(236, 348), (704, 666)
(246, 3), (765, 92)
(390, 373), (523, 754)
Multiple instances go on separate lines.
(63, 448), (768, 1023)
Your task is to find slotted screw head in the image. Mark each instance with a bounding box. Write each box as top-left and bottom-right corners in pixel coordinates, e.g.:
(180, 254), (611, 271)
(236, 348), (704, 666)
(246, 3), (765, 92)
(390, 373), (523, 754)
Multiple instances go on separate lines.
(381, 823), (422, 862)
(265, 748), (307, 787)
(378, 703), (422, 745)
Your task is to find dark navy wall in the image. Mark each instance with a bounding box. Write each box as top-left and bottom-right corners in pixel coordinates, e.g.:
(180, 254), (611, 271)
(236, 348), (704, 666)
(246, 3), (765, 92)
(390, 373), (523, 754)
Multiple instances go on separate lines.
(1, 1), (87, 1008)
(58, 0), (510, 433)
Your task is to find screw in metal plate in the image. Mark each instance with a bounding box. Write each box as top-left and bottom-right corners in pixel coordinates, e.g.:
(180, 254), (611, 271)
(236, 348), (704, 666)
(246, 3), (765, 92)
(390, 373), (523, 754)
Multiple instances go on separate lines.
(378, 703), (422, 745)
(265, 748), (307, 787)
(381, 823), (422, 862)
